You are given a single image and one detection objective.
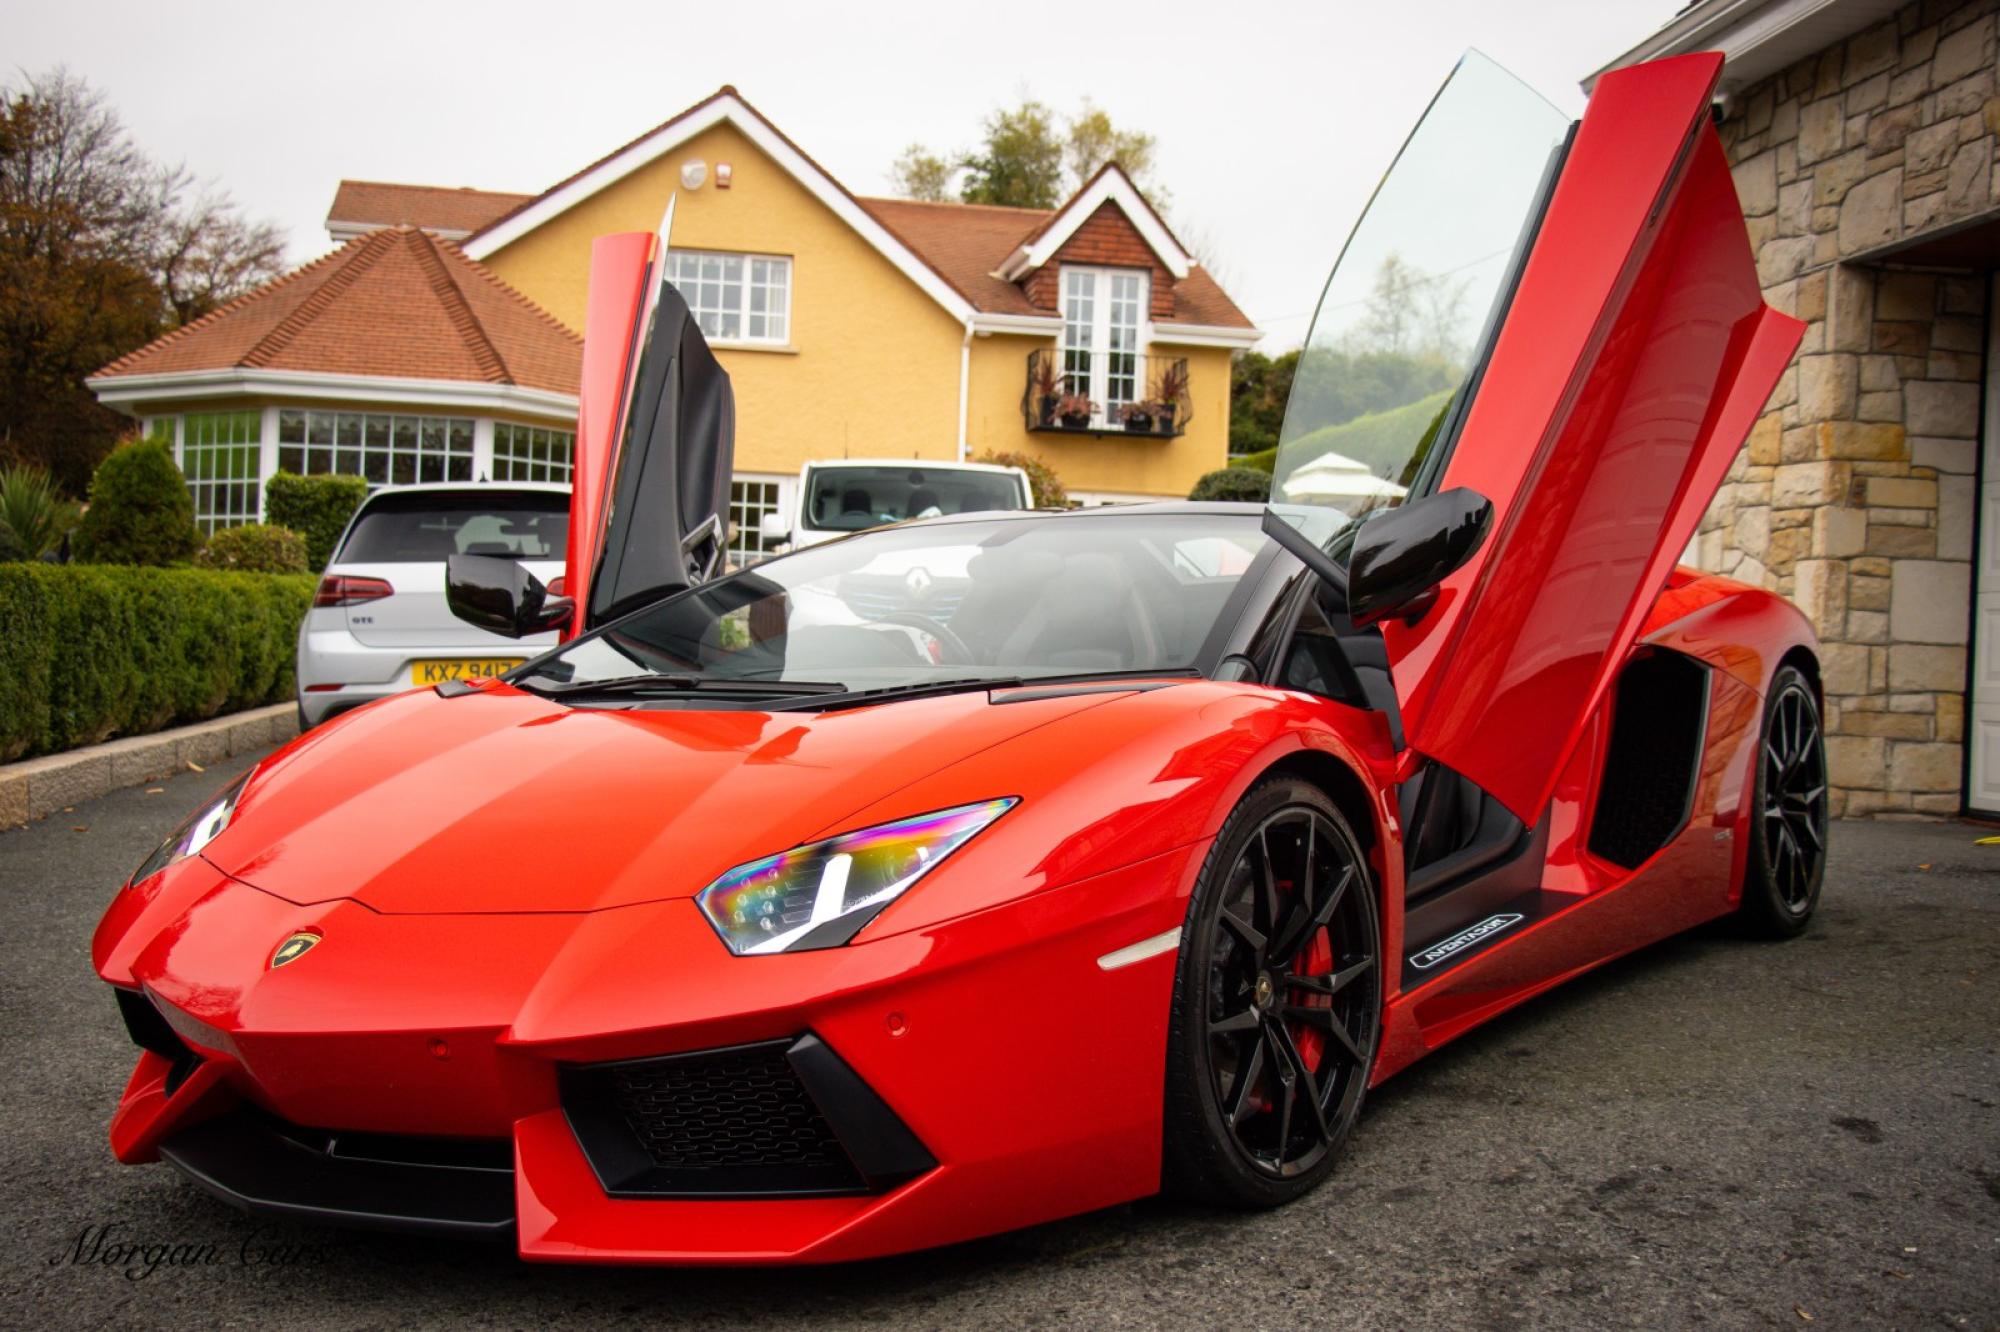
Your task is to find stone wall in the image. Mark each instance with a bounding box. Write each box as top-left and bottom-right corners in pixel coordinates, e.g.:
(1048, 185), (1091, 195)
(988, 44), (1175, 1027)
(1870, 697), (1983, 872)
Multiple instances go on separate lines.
(1702, 0), (1997, 816)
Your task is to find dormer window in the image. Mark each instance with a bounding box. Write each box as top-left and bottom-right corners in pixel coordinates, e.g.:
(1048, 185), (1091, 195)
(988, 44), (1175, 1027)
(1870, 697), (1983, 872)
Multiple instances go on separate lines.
(1060, 266), (1148, 422)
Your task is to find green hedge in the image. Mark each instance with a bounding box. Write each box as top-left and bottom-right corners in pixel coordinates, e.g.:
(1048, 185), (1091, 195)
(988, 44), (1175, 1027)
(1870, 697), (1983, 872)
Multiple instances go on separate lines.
(0, 564), (315, 761)
(196, 523), (310, 574)
(1189, 467), (1272, 502)
(1236, 388), (1455, 479)
(265, 471), (369, 572)
(72, 439), (200, 566)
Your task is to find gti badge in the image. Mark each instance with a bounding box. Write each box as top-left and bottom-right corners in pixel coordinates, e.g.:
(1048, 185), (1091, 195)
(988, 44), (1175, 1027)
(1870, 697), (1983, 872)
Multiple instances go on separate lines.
(270, 931), (322, 969)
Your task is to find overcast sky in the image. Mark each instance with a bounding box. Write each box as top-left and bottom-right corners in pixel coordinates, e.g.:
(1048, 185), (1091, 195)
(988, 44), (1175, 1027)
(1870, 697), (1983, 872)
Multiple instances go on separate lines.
(13, 0), (1680, 349)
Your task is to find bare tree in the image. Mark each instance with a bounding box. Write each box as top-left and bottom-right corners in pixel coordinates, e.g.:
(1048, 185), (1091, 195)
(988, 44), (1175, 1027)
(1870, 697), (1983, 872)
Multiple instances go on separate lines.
(152, 182), (286, 325)
(1356, 252), (1421, 354)
(0, 67), (288, 490)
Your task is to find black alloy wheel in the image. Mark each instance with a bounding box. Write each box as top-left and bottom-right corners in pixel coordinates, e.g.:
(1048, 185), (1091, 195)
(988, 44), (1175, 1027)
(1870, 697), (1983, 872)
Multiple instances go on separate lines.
(1165, 778), (1380, 1206)
(1741, 664), (1829, 937)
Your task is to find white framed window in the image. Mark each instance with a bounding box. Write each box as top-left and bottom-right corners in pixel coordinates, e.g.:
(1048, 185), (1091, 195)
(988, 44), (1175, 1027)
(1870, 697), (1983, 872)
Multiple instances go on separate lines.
(666, 249), (791, 345)
(178, 410), (263, 534)
(276, 409), (474, 486)
(492, 423), (575, 483)
(1060, 266), (1147, 423)
(728, 475), (790, 569)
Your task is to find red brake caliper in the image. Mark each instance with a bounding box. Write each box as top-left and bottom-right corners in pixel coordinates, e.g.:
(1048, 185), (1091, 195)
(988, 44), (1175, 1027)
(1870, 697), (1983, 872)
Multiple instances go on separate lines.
(1293, 928), (1333, 1070)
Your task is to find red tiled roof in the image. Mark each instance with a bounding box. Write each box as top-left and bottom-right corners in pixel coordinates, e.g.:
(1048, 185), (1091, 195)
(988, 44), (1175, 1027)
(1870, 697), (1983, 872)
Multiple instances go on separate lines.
(94, 227), (581, 393)
(327, 180), (535, 235)
(857, 197), (1050, 316)
(454, 86), (1253, 332)
(859, 195), (1253, 329)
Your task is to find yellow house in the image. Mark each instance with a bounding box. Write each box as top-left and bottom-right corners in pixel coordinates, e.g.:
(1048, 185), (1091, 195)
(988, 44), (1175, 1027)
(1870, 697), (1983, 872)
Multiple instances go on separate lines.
(92, 88), (1259, 561)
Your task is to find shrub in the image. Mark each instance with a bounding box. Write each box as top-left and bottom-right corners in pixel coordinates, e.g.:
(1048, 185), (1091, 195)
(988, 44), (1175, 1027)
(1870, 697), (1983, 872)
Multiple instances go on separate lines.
(1189, 467), (1273, 502)
(1236, 388), (1454, 480)
(974, 450), (1067, 509)
(0, 465), (79, 560)
(196, 523), (309, 574)
(265, 471), (369, 571)
(72, 440), (199, 566)
(0, 564), (315, 761)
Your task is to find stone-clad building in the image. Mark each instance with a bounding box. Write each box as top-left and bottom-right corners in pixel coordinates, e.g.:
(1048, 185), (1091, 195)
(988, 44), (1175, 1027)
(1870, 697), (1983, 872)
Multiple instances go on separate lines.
(1591, 0), (1999, 817)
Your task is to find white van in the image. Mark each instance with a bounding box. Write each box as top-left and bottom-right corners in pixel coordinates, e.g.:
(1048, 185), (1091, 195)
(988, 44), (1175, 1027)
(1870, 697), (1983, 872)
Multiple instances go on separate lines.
(759, 458), (1035, 553)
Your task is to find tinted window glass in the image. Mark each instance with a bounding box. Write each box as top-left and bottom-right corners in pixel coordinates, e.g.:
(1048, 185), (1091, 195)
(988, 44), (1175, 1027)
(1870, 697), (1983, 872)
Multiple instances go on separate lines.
(337, 490), (569, 563)
(1271, 52), (1568, 539)
(803, 465), (1026, 532)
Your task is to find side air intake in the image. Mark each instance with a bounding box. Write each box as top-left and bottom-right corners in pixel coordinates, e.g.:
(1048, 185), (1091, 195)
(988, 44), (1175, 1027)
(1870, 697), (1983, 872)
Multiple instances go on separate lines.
(1586, 649), (1710, 870)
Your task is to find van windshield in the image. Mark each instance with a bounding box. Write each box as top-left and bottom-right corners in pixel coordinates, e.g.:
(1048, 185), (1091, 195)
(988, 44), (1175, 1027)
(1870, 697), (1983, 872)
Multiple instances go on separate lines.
(802, 465), (1025, 532)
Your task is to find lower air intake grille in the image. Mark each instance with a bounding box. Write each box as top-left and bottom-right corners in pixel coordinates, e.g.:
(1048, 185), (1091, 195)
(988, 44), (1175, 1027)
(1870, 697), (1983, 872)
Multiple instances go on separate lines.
(560, 1033), (935, 1198)
(1587, 649), (1710, 870)
(611, 1042), (847, 1172)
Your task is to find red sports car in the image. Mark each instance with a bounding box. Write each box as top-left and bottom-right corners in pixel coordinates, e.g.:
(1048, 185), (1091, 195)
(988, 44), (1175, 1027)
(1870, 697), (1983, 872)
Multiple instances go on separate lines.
(93, 50), (1825, 1263)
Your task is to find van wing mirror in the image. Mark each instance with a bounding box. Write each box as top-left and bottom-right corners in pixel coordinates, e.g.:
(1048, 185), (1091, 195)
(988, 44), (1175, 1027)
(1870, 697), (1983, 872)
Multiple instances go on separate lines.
(445, 553), (574, 639)
(758, 509), (791, 543)
(1346, 487), (1493, 627)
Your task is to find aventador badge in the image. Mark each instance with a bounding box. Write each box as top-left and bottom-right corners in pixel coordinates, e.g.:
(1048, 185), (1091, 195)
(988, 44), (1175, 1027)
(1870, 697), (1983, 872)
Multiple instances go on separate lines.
(270, 931), (321, 969)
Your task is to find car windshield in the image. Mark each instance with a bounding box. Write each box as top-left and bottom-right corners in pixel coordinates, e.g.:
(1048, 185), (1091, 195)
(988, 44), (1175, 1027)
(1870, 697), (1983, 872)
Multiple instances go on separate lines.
(337, 490), (569, 563)
(527, 512), (1265, 696)
(803, 465), (1025, 532)
(1269, 51), (1569, 545)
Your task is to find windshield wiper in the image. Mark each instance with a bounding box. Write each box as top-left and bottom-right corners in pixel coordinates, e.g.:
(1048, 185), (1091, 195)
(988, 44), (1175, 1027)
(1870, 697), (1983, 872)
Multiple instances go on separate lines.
(525, 673), (848, 698)
(776, 667), (1202, 712)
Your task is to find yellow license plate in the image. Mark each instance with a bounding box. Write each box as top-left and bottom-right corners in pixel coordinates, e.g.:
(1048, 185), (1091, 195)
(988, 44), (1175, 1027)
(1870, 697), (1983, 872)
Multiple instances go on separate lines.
(412, 658), (523, 685)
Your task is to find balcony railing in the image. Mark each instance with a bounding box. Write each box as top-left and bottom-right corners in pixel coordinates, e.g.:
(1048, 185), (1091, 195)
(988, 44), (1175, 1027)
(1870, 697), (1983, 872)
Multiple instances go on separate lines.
(1022, 347), (1192, 438)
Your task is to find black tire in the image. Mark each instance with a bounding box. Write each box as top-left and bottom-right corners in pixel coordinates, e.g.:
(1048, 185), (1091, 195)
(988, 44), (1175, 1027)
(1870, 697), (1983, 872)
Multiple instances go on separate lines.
(1163, 776), (1381, 1208)
(1738, 663), (1829, 938)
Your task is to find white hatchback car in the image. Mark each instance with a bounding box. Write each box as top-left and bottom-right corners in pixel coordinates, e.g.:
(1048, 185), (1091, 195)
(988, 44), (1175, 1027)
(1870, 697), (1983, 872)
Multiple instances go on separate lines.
(295, 483), (569, 728)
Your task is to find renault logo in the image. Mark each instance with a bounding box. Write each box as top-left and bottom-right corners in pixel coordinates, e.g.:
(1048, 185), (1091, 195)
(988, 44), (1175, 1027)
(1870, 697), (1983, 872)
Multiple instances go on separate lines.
(270, 931), (322, 969)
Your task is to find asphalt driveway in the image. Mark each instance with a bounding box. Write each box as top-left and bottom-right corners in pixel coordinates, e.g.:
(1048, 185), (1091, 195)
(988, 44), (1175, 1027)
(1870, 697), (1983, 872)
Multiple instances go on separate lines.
(1, 751), (1995, 1329)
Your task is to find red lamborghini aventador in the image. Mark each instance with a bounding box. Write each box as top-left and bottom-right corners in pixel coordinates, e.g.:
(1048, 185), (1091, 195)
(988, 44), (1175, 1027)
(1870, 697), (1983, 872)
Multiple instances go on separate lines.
(92, 50), (1825, 1263)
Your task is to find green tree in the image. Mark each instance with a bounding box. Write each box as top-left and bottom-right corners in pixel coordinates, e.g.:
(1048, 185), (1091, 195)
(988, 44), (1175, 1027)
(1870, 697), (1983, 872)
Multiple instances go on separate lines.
(958, 101), (1065, 208)
(71, 438), (198, 565)
(1229, 349), (1298, 456)
(1065, 101), (1166, 209)
(0, 68), (286, 495)
(893, 99), (1166, 211)
(889, 145), (955, 202)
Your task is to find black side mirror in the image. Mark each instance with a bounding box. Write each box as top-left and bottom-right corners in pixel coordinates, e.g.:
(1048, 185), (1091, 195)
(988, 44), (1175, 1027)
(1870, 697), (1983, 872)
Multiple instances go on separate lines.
(445, 554), (574, 639)
(1346, 487), (1492, 628)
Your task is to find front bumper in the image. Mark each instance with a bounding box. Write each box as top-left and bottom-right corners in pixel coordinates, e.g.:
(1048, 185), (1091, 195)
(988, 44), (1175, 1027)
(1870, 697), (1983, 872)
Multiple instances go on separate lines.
(95, 844), (1198, 1263)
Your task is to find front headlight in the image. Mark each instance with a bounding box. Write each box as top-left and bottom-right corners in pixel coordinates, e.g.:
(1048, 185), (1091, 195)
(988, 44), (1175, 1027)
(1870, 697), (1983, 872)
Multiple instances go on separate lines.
(696, 798), (1017, 955)
(127, 773), (250, 888)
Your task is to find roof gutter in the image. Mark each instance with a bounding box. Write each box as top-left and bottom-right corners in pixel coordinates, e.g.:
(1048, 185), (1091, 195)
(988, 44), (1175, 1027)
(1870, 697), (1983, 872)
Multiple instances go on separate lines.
(1581, 0), (1905, 95)
(85, 368), (581, 424)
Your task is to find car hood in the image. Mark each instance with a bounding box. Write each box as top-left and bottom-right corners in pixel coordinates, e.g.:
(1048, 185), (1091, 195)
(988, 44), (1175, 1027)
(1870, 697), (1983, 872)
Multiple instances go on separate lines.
(204, 683), (1128, 914)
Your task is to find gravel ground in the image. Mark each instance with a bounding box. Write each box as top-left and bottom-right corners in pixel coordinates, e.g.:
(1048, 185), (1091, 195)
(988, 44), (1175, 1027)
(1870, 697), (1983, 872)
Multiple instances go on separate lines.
(1, 750), (1995, 1329)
